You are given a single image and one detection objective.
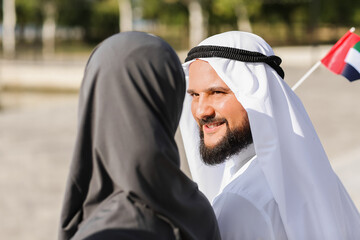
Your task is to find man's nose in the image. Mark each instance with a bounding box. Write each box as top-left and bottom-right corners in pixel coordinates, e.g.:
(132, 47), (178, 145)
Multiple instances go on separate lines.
(195, 96), (215, 120)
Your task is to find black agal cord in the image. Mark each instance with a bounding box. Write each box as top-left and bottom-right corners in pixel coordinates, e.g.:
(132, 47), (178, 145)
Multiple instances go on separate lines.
(185, 45), (284, 79)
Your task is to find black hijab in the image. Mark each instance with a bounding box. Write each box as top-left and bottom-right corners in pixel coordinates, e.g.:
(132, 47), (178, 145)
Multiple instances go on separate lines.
(59, 32), (220, 240)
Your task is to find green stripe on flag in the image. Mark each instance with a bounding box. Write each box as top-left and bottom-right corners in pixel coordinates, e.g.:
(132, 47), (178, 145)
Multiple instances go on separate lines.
(353, 41), (360, 52)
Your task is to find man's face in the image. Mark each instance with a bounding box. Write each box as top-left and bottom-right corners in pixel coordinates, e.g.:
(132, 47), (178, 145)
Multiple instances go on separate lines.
(188, 59), (252, 164)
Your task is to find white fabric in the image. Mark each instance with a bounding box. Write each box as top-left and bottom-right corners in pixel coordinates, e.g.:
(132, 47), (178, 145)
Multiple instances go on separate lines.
(218, 143), (256, 193)
(213, 157), (288, 240)
(180, 31), (360, 239)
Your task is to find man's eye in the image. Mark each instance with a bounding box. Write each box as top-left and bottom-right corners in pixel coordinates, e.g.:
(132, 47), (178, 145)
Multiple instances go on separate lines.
(214, 91), (225, 94)
(190, 93), (199, 97)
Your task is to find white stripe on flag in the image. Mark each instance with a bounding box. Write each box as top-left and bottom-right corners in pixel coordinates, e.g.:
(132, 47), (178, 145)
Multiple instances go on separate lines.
(345, 47), (360, 73)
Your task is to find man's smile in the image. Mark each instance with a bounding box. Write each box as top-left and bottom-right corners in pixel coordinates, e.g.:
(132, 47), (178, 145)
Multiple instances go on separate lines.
(203, 120), (226, 133)
(200, 118), (227, 135)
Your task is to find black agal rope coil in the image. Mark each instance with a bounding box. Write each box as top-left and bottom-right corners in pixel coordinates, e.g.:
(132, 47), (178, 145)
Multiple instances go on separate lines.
(185, 45), (285, 79)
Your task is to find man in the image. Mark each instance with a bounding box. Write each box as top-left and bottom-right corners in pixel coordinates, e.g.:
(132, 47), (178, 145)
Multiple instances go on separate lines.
(179, 31), (360, 239)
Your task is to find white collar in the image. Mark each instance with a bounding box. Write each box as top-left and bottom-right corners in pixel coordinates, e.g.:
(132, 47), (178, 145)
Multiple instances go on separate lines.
(229, 143), (256, 177)
(218, 143), (256, 194)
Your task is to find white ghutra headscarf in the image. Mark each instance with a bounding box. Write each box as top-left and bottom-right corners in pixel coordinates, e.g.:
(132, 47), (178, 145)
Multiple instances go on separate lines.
(180, 31), (360, 239)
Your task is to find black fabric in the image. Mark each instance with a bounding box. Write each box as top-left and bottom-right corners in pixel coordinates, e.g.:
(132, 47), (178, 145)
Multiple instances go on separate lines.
(83, 229), (162, 240)
(59, 32), (221, 240)
(185, 45), (285, 79)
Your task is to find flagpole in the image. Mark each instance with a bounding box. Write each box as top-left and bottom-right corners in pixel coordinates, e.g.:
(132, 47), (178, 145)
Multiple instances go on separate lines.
(291, 27), (356, 91)
(292, 61), (321, 91)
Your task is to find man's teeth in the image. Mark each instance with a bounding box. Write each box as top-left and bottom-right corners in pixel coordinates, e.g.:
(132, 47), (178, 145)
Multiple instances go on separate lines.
(207, 122), (222, 129)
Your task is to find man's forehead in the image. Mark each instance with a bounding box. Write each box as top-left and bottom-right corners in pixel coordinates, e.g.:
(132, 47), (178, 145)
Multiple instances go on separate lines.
(188, 60), (230, 90)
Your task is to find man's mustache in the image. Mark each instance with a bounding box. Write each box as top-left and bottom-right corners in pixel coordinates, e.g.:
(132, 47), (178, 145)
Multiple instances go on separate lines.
(199, 117), (228, 127)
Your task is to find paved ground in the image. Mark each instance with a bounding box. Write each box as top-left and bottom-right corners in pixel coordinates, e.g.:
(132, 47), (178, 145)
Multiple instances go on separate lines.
(0, 46), (359, 240)
(0, 93), (78, 239)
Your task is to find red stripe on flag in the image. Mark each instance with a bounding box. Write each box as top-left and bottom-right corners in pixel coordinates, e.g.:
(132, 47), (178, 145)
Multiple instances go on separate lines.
(321, 31), (360, 74)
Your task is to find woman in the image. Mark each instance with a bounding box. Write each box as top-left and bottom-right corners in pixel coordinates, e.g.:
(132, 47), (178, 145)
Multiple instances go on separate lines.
(58, 32), (221, 240)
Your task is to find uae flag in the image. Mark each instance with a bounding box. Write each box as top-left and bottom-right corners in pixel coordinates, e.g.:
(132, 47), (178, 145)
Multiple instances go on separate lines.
(321, 30), (360, 82)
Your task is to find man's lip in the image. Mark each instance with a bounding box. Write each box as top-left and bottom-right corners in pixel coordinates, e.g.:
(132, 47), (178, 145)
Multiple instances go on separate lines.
(203, 121), (225, 133)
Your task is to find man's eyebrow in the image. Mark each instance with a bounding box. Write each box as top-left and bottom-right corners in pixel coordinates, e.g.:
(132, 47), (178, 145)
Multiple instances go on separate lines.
(207, 87), (230, 92)
(187, 86), (230, 94)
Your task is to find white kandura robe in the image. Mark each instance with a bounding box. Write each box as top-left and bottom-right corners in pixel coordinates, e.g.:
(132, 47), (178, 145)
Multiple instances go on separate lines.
(213, 144), (287, 240)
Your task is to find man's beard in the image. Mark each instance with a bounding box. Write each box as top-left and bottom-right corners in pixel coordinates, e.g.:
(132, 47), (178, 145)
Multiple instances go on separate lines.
(199, 118), (253, 166)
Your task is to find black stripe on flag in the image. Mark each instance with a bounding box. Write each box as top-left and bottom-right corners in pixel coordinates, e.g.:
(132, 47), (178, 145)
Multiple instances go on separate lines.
(342, 63), (360, 82)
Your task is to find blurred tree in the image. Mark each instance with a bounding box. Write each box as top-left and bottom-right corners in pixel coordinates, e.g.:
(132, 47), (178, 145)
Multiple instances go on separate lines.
(86, 0), (119, 42)
(141, 0), (188, 49)
(14, 0), (57, 55)
(142, 0), (207, 47)
(42, 0), (56, 56)
(212, 0), (262, 32)
(4, 0), (360, 49)
(57, 0), (93, 40)
(187, 0), (206, 47)
(258, 0), (310, 44)
(320, 0), (354, 26)
(141, 0), (187, 26)
(319, 0), (360, 37)
(119, 0), (133, 32)
(16, 0), (41, 26)
(2, 0), (16, 57)
(57, 0), (91, 27)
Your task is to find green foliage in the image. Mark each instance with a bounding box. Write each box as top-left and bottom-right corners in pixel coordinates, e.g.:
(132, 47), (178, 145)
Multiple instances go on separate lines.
(88, 0), (119, 42)
(353, 9), (360, 24)
(15, 0), (66, 25)
(4, 0), (360, 47)
(141, 0), (160, 18)
(15, 0), (42, 25)
(319, 0), (359, 26)
(57, 0), (93, 27)
(58, 0), (118, 42)
(142, 0), (188, 25)
(212, 0), (262, 17)
(209, 0), (262, 31)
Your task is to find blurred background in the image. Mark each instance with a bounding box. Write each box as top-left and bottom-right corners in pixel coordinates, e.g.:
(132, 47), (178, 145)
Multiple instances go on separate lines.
(0, 0), (360, 239)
